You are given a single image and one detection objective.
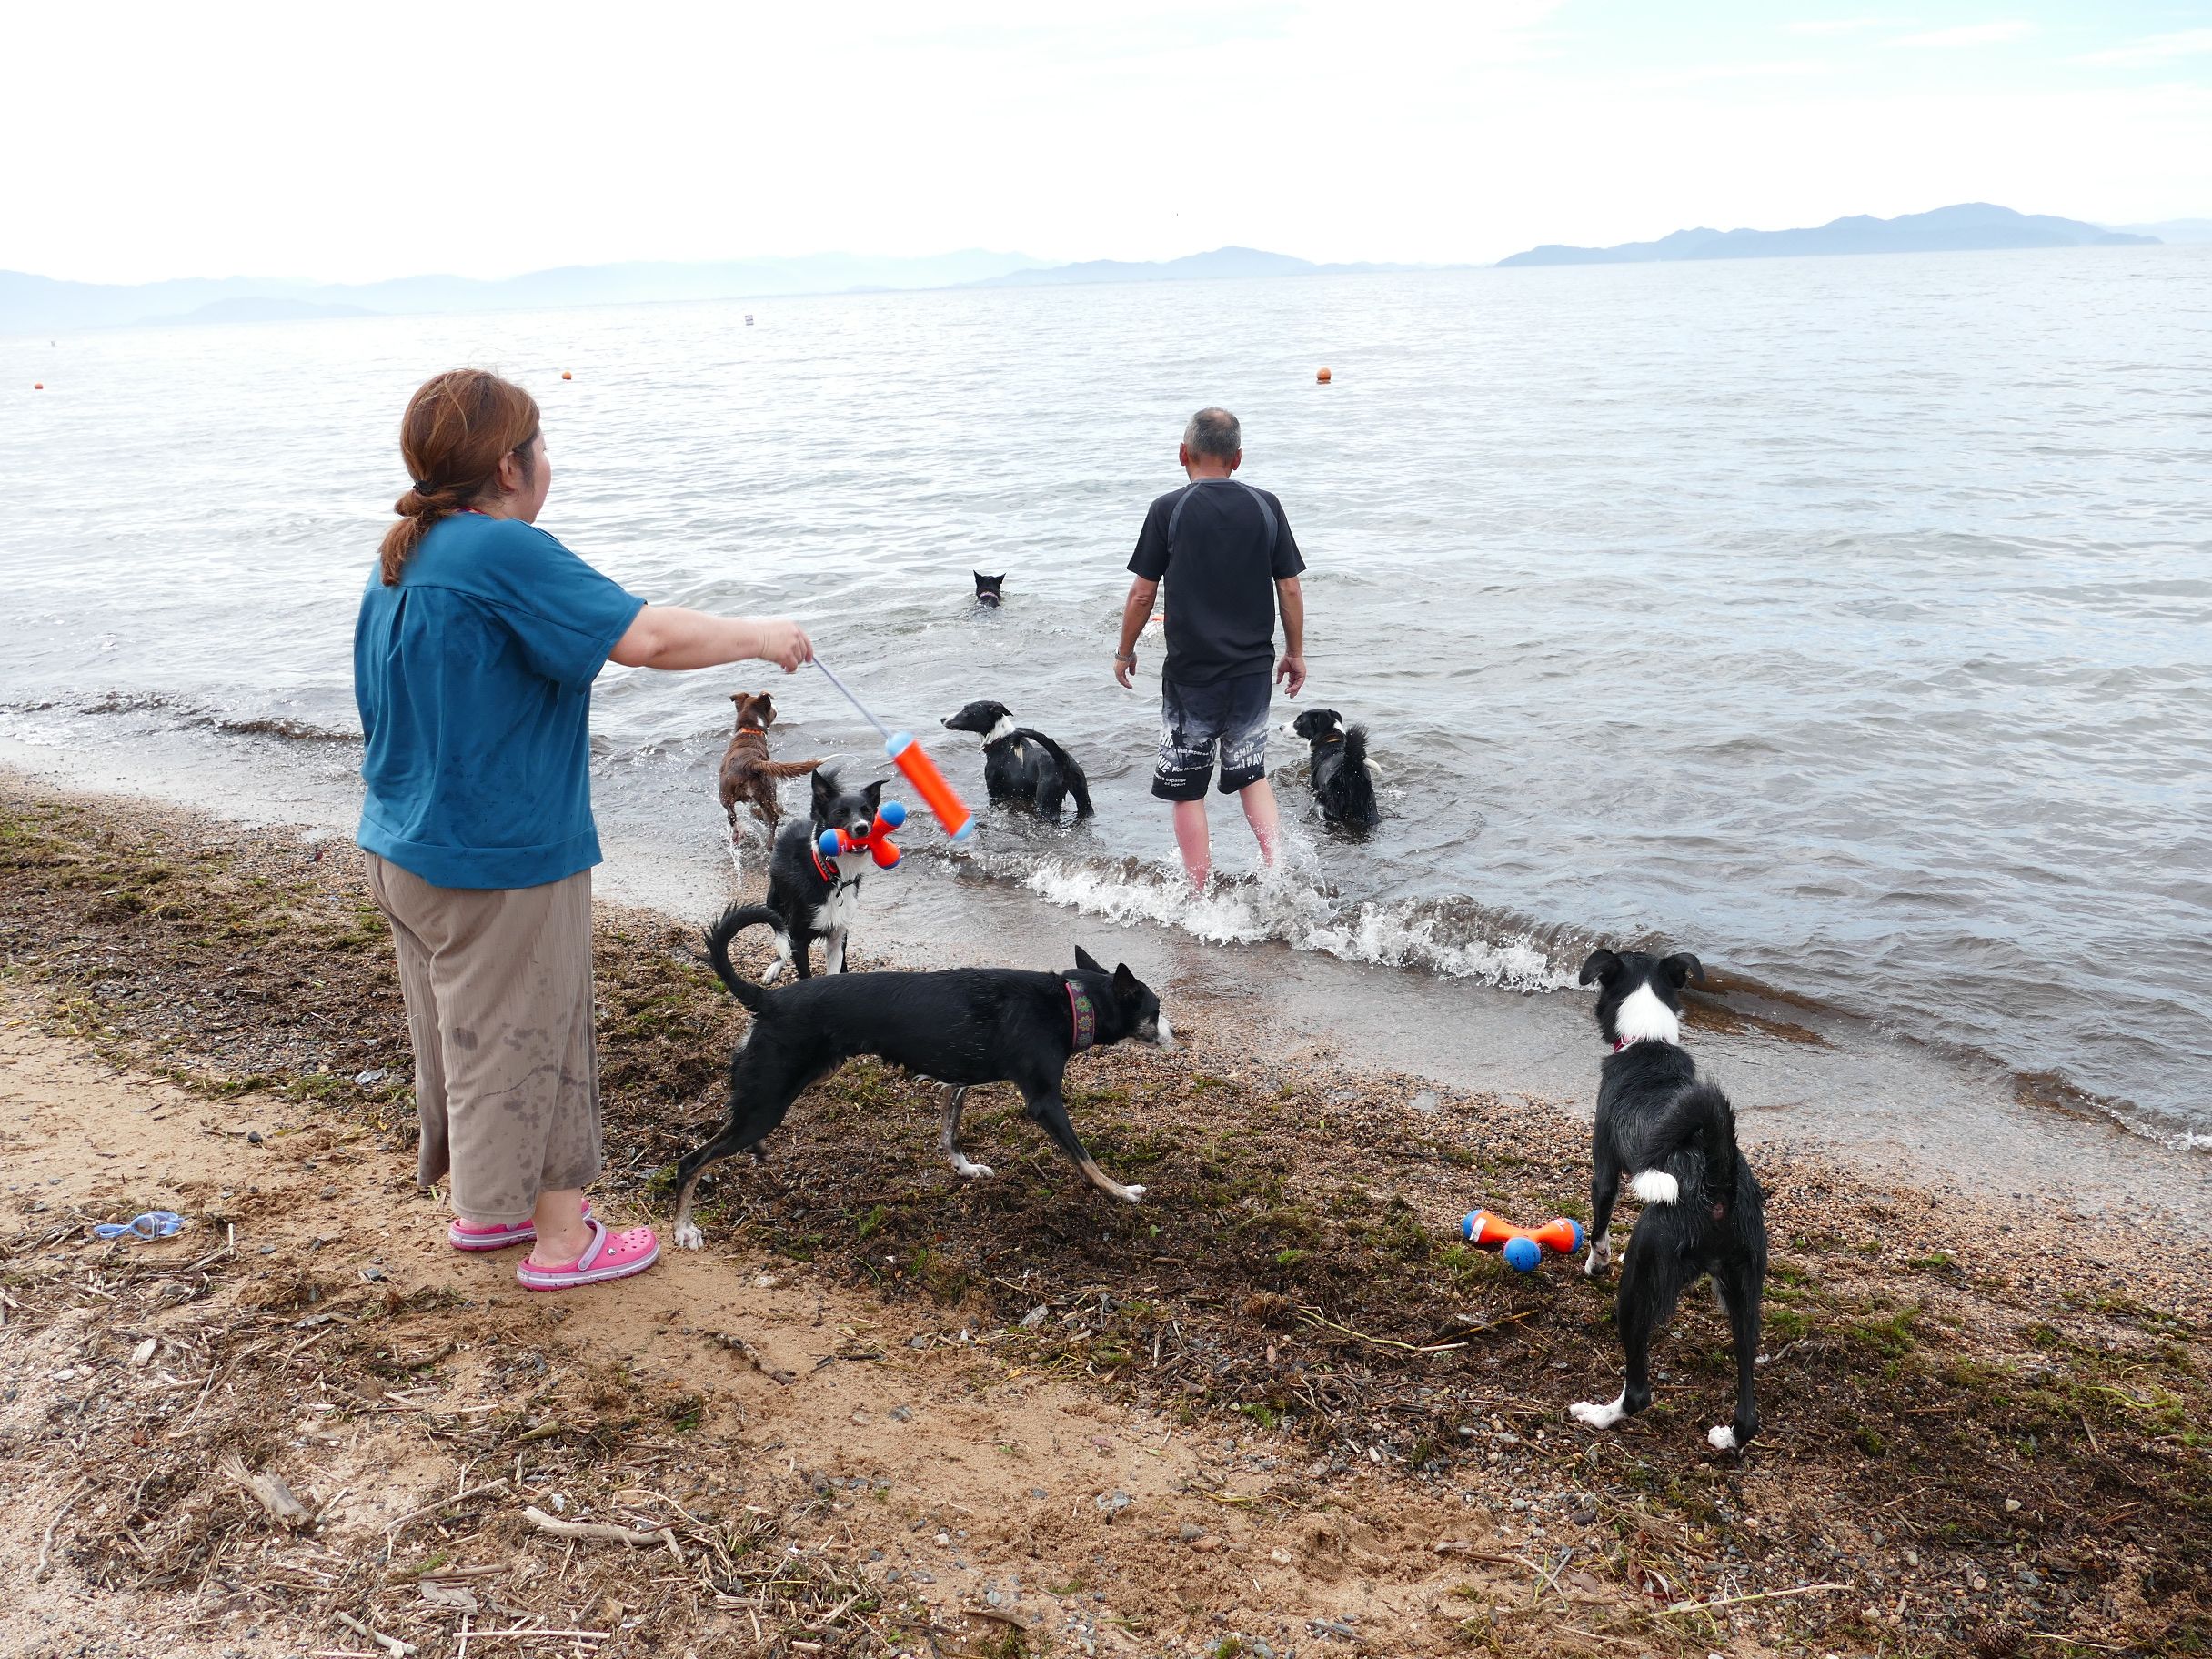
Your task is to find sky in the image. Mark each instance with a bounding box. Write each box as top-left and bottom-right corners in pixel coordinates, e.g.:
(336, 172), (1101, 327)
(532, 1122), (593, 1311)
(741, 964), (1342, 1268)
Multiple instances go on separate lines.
(4, 0), (2209, 285)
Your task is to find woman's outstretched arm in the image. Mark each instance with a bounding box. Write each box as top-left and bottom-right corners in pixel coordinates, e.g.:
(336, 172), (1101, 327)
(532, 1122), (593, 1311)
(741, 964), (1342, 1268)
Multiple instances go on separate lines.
(609, 608), (813, 672)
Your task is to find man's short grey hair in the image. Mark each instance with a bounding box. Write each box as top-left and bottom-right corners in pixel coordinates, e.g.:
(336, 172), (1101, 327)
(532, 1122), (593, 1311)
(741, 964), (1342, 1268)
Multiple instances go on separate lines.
(1183, 407), (1242, 459)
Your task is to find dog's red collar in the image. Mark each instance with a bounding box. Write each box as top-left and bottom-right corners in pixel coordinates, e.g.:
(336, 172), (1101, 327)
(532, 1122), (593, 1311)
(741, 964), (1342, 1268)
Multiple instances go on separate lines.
(735, 727), (767, 737)
(1066, 981), (1098, 1052)
(812, 844), (853, 888)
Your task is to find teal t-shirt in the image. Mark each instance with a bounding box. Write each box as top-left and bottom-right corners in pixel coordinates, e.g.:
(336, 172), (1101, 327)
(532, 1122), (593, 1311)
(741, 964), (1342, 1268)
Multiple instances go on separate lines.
(354, 512), (646, 890)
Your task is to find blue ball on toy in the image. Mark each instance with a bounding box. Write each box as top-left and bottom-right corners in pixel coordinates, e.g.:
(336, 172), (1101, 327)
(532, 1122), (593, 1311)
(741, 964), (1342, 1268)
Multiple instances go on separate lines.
(877, 799), (908, 830)
(1502, 1235), (1541, 1273)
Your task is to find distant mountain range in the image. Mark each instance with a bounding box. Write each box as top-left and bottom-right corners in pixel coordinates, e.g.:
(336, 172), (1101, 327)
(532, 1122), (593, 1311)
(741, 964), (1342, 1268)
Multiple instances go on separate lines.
(0, 246), (1447, 334)
(970, 246), (1439, 287)
(1496, 204), (2160, 267)
(0, 251), (1050, 335)
(2107, 218), (2212, 244)
(5, 206), (2194, 333)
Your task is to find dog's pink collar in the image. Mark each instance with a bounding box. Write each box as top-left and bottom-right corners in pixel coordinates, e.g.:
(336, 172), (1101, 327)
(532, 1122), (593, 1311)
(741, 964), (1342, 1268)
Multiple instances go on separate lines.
(1066, 981), (1098, 1052)
(1611, 1035), (1677, 1052)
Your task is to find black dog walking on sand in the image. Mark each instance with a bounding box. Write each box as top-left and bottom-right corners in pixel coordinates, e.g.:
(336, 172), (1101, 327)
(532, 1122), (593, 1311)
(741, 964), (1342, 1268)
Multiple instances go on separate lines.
(1570, 948), (1768, 1453)
(669, 918), (1174, 1250)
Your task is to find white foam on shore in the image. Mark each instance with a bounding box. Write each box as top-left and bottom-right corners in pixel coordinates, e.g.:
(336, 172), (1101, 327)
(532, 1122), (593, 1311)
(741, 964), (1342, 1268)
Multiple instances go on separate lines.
(1014, 854), (1578, 991)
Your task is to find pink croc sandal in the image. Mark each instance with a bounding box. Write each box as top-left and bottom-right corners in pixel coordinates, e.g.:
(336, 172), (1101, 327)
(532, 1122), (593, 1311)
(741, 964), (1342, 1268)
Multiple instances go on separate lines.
(448, 1201), (590, 1252)
(515, 1219), (659, 1292)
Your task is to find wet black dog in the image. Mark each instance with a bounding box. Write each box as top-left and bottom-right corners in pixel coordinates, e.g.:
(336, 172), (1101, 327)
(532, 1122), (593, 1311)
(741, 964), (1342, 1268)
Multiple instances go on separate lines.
(670, 934), (1173, 1248)
(1285, 709), (1380, 830)
(1569, 947), (1767, 1454)
(715, 768), (884, 981)
(973, 571), (1006, 608)
(942, 699), (1093, 822)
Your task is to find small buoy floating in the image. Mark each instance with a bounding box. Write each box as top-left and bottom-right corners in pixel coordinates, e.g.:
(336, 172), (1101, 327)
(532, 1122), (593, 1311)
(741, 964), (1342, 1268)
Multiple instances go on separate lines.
(33, 382), (43, 391)
(744, 313), (754, 326)
(560, 370), (573, 380)
(1316, 367), (1332, 384)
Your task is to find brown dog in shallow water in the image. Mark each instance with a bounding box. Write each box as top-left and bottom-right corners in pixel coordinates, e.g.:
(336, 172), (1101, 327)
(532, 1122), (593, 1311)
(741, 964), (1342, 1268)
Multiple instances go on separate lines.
(718, 691), (822, 840)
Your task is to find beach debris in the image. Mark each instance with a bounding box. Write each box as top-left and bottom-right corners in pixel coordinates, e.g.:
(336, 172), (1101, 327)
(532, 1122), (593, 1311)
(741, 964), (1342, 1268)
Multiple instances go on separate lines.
(218, 1453), (313, 1530)
(335, 1609), (416, 1656)
(128, 1337), (157, 1369)
(1019, 1303), (1049, 1328)
(522, 1503), (685, 1561)
(93, 1209), (184, 1242)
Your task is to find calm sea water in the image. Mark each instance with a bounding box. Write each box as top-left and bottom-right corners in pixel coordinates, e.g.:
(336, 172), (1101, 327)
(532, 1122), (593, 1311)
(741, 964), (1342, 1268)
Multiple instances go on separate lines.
(4, 249), (2208, 1151)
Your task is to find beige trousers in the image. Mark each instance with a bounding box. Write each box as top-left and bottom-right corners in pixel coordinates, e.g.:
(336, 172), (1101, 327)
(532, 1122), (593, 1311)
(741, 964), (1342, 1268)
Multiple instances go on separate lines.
(365, 854), (604, 1223)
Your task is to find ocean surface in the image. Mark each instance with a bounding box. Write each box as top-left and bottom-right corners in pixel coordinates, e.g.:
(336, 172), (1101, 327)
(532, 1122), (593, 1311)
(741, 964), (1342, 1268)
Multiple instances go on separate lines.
(4, 247), (2208, 1159)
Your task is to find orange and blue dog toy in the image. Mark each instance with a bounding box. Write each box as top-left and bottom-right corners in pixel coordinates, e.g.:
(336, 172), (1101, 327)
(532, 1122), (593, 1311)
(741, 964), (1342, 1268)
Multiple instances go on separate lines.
(812, 657), (975, 843)
(1462, 1209), (1584, 1272)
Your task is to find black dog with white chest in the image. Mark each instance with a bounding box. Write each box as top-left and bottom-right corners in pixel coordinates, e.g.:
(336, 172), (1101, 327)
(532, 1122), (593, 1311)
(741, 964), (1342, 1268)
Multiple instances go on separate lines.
(669, 927), (1173, 1248)
(718, 768), (884, 981)
(942, 699), (1094, 822)
(1284, 709), (1380, 831)
(1570, 947), (1767, 1453)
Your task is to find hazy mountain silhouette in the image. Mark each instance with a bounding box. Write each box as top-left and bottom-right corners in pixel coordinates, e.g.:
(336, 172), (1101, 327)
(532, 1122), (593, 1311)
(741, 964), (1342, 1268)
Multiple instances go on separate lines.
(2107, 218), (2212, 244)
(0, 251), (1048, 334)
(969, 246), (1436, 287)
(1498, 204), (2158, 267)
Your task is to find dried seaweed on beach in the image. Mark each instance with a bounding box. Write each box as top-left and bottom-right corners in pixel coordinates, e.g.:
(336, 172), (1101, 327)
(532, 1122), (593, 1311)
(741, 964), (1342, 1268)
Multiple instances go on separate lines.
(3, 778), (2209, 1658)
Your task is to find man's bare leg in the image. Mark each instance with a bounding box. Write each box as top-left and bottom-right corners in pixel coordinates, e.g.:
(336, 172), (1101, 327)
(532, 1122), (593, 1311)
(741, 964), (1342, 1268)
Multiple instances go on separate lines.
(1172, 799), (1212, 892)
(1239, 778), (1281, 869)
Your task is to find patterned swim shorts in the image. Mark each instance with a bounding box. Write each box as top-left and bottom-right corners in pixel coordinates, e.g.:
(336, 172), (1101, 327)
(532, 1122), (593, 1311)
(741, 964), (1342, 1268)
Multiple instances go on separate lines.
(1153, 672), (1272, 801)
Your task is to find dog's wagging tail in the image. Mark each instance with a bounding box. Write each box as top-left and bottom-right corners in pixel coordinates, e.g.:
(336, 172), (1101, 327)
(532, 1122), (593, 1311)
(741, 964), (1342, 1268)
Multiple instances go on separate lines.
(669, 907), (1174, 1250)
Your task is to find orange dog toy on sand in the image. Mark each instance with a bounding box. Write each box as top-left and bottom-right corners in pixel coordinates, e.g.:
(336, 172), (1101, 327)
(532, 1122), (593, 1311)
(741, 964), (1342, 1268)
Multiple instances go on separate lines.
(1463, 1210), (1584, 1272)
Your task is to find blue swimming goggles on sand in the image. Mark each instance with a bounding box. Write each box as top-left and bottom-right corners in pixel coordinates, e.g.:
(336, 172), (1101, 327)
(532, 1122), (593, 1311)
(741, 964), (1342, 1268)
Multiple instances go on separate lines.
(94, 1210), (186, 1242)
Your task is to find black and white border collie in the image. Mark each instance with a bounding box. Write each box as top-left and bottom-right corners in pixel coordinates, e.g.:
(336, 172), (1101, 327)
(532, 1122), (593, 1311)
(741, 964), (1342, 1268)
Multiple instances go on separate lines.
(670, 934), (1173, 1248)
(941, 699), (1094, 823)
(1283, 709), (1380, 831)
(973, 571), (1006, 608)
(717, 768), (883, 980)
(1570, 947), (1767, 1454)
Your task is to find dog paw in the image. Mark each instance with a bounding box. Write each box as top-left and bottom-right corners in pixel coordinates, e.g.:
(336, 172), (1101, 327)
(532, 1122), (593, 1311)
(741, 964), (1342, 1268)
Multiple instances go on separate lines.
(1707, 1424), (1741, 1453)
(1121, 1184), (1148, 1203)
(1570, 1396), (1626, 1431)
(760, 960), (785, 985)
(953, 1160), (995, 1181)
(673, 1222), (705, 1252)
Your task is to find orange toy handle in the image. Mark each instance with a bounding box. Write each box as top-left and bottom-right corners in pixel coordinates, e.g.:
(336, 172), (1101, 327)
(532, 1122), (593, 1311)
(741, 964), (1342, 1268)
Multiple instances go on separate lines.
(886, 731), (973, 842)
(1463, 1211), (1584, 1254)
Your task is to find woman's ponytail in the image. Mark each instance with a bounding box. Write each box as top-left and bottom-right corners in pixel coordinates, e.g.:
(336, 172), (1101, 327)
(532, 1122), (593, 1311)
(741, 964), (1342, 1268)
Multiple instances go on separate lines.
(377, 370), (543, 586)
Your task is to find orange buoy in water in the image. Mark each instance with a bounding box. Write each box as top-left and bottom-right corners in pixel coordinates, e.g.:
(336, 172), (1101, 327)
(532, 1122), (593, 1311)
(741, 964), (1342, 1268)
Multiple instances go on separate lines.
(561, 370), (573, 380)
(33, 383), (43, 390)
(1316, 367), (1332, 384)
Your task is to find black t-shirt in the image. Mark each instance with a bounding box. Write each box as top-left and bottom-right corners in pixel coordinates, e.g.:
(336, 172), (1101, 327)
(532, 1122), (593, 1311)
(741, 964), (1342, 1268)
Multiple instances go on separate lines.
(1128, 478), (1305, 686)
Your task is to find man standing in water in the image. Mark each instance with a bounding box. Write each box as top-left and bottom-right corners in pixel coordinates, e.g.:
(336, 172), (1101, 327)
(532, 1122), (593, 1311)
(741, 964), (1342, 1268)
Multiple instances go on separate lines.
(1114, 407), (1307, 891)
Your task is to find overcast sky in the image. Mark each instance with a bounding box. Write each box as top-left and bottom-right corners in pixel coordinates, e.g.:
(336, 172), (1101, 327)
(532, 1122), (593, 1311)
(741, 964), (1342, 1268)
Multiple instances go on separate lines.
(5, 1), (2208, 285)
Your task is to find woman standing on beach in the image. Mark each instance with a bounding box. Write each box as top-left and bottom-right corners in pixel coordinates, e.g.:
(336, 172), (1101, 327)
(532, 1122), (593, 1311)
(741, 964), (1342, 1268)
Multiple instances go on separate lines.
(355, 367), (809, 1291)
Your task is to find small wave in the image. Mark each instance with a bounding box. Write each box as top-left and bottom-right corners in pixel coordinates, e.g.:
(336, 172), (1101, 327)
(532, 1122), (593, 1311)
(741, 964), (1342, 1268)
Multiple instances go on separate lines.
(1009, 852), (1580, 991)
(9, 690), (357, 748)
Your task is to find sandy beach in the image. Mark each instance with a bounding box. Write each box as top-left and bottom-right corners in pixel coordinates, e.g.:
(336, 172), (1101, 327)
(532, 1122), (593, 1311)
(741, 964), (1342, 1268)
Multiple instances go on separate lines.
(3, 770), (2207, 1658)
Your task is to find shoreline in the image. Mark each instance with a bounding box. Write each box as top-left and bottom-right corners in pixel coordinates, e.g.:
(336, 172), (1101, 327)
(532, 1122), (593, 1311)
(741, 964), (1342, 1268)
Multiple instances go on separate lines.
(5, 729), (2208, 1235)
(3, 770), (2209, 1655)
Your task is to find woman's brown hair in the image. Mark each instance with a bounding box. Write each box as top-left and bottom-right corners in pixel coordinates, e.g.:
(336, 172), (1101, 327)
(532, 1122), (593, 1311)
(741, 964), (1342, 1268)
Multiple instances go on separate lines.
(378, 369), (542, 585)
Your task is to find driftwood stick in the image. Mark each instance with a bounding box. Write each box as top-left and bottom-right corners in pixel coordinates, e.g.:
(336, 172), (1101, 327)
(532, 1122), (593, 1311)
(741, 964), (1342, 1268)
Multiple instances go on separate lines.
(334, 1610), (417, 1656)
(521, 1505), (683, 1561)
(382, 1479), (511, 1544)
(34, 1477), (91, 1582)
(218, 1452), (313, 1529)
(1661, 1582), (1851, 1615)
